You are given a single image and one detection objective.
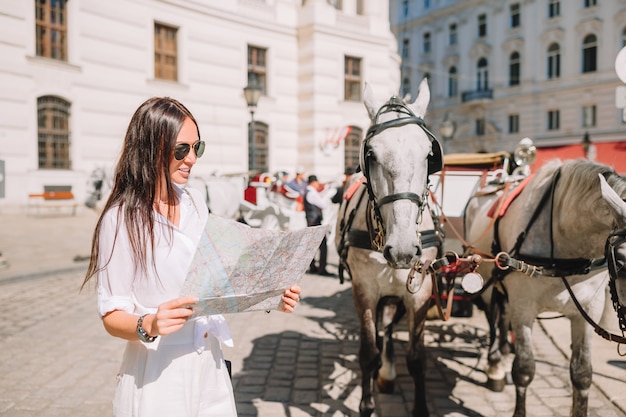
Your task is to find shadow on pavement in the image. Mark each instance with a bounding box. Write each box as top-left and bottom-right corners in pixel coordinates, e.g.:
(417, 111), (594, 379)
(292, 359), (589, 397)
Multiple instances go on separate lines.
(233, 276), (502, 417)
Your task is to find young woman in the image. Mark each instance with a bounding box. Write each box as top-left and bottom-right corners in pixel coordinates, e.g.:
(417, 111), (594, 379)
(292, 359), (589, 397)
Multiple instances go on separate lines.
(81, 97), (301, 417)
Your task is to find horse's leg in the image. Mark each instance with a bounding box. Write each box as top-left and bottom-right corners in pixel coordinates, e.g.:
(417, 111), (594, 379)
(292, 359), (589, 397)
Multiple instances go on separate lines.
(569, 315), (593, 417)
(376, 300), (398, 394)
(510, 319), (535, 417)
(497, 291), (515, 386)
(483, 289), (508, 392)
(405, 300), (430, 417)
(352, 285), (380, 417)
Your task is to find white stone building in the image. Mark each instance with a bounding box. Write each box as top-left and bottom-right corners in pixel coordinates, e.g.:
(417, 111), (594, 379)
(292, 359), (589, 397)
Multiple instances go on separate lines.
(0, 0), (400, 211)
(390, 0), (626, 169)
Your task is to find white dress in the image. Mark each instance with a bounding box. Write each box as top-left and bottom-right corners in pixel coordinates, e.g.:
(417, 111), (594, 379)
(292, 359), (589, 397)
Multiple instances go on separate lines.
(97, 186), (238, 417)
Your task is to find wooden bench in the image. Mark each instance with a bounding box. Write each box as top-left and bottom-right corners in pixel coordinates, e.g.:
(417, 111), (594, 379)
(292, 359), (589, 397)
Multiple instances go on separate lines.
(27, 186), (78, 216)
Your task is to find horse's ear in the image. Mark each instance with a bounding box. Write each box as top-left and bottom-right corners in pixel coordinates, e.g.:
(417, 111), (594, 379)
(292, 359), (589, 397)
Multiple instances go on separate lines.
(363, 82), (379, 120)
(410, 77), (430, 118)
(599, 173), (626, 219)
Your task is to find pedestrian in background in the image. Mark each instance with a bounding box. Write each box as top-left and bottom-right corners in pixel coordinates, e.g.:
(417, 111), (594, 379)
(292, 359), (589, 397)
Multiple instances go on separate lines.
(331, 167), (355, 204)
(304, 175), (334, 276)
(81, 97), (302, 417)
(286, 166), (308, 211)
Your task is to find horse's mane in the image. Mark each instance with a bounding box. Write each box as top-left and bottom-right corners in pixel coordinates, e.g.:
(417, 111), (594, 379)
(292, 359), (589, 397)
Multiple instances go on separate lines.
(524, 158), (626, 215)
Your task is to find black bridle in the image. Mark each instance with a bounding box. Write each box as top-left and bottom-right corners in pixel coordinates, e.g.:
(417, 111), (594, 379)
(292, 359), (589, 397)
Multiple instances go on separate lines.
(606, 228), (626, 332)
(360, 96), (443, 249)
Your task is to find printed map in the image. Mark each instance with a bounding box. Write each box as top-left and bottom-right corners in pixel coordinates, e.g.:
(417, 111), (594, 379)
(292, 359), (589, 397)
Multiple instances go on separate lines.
(180, 214), (327, 315)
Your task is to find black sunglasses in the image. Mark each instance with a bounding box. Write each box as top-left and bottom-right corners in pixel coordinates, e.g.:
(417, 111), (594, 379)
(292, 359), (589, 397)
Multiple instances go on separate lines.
(174, 140), (205, 161)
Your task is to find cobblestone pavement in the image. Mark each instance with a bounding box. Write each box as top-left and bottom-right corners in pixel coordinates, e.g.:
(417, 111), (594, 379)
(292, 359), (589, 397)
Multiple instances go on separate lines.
(0, 268), (624, 417)
(0, 210), (625, 416)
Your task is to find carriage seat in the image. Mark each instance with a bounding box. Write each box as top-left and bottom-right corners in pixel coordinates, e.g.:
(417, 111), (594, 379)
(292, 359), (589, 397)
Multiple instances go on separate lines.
(487, 174), (534, 218)
(27, 185), (77, 216)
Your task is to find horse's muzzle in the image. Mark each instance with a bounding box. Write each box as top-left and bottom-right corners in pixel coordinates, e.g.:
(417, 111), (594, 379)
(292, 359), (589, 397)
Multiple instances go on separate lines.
(383, 244), (421, 269)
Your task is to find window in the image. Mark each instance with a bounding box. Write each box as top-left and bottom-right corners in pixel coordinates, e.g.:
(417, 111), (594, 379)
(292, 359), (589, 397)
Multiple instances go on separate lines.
(448, 66), (458, 97)
(449, 23), (457, 46)
(35, 0), (68, 60)
(401, 77), (411, 98)
(402, 0), (409, 17)
(509, 52), (521, 86)
(510, 3), (520, 28)
(508, 114), (520, 134)
(248, 121), (268, 172)
(37, 96), (71, 169)
(584, 0), (597, 7)
(402, 39), (409, 59)
(248, 46), (268, 95)
(424, 0), (430, 9)
(582, 105), (596, 128)
(154, 23), (178, 81)
(622, 27), (626, 48)
(547, 43), (561, 79)
(344, 127), (362, 173)
(582, 34), (597, 73)
(478, 14), (487, 38)
(356, 0), (364, 15)
(548, 110), (560, 130)
(345, 56), (362, 102)
(477, 58), (489, 91)
(423, 32), (431, 54)
(328, 0), (342, 10)
(476, 119), (485, 136)
(548, 0), (560, 18)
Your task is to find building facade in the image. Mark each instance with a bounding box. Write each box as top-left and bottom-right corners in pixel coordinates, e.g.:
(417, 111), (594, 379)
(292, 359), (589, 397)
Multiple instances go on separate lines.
(0, 0), (400, 210)
(390, 0), (626, 166)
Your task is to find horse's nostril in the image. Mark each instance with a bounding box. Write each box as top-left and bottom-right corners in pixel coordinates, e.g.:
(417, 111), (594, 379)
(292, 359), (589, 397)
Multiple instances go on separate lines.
(383, 245), (392, 262)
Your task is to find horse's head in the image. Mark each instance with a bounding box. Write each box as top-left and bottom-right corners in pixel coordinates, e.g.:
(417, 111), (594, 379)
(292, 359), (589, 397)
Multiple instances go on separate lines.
(360, 78), (442, 269)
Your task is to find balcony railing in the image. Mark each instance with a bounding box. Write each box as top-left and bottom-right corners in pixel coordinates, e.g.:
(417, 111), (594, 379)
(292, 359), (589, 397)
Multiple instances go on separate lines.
(462, 89), (493, 103)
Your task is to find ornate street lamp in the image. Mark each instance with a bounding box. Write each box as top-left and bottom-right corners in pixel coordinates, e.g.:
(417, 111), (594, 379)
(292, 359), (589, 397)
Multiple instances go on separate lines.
(243, 82), (262, 171)
(439, 112), (456, 154)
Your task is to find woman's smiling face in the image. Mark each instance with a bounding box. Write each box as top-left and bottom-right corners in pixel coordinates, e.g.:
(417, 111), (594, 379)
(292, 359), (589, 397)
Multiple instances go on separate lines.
(169, 117), (200, 184)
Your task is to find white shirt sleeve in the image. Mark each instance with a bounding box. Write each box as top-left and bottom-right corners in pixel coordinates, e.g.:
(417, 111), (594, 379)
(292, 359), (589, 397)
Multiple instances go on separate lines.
(305, 185), (329, 210)
(97, 208), (136, 317)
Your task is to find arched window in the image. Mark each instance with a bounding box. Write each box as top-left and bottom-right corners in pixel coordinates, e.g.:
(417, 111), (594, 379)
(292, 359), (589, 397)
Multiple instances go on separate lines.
(344, 126), (363, 173)
(582, 34), (597, 73)
(509, 52), (520, 86)
(37, 96), (71, 169)
(448, 66), (458, 97)
(547, 43), (561, 79)
(248, 121), (269, 172)
(477, 58), (489, 91)
(621, 27), (626, 48)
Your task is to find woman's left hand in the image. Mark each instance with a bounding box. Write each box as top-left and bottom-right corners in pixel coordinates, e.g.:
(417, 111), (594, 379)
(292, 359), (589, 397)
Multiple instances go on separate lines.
(280, 285), (301, 313)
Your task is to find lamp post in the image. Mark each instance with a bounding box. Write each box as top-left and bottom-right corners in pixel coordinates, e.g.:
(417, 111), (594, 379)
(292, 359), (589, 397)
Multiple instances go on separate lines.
(243, 82), (262, 171)
(581, 131), (596, 160)
(439, 112), (456, 154)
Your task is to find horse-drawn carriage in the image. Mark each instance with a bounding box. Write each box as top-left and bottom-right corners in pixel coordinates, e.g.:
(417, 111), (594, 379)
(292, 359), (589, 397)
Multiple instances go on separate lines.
(334, 78), (626, 417)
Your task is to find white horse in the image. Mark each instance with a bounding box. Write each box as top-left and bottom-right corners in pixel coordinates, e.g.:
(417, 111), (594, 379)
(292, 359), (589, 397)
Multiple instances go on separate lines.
(335, 78), (444, 417)
(85, 166), (244, 221)
(464, 159), (626, 417)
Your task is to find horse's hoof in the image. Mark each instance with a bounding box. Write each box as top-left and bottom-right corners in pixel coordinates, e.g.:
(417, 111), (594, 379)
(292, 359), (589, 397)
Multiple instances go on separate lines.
(376, 376), (395, 394)
(487, 377), (506, 392)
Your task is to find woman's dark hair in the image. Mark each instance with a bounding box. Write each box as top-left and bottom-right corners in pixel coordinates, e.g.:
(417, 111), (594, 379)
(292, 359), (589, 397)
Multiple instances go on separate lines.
(82, 97), (199, 289)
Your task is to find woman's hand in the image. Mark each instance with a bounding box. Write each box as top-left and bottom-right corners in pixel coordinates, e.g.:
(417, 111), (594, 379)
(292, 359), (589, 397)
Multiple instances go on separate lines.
(279, 285), (301, 313)
(147, 296), (199, 336)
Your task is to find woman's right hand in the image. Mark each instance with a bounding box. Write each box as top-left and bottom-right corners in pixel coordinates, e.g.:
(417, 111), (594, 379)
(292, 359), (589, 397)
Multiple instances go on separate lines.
(146, 296), (199, 337)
